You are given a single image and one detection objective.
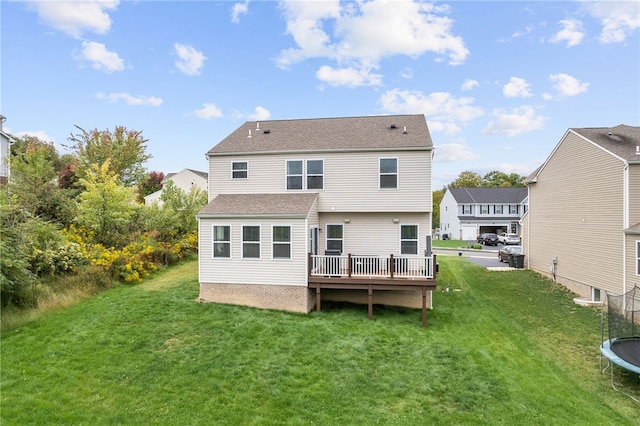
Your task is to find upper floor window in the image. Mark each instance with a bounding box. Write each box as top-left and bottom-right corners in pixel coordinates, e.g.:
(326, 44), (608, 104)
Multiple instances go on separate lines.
(636, 241), (640, 275)
(510, 205), (519, 215)
(286, 159), (324, 190)
(400, 225), (418, 255)
(213, 225), (231, 258)
(379, 158), (398, 189)
(494, 205), (503, 214)
(273, 226), (292, 259)
(242, 226), (261, 259)
(307, 160), (324, 189)
(462, 205), (471, 215)
(481, 205), (489, 214)
(232, 161), (248, 179)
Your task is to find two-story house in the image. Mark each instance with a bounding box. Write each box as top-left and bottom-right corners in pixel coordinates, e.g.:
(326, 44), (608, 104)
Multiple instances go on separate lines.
(523, 125), (640, 302)
(197, 115), (437, 325)
(439, 187), (528, 240)
(143, 168), (208, 205)
(0, 114), (15, 185)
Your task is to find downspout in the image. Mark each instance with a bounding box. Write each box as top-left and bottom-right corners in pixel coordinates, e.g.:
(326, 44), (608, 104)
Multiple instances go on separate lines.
(622, 163), (629, 295)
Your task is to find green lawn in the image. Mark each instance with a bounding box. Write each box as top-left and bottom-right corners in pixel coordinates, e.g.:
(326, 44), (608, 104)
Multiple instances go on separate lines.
(1, 257), (638, 424)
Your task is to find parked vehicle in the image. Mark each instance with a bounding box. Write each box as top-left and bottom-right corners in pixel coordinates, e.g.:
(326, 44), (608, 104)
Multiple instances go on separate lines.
(477, 234), (486, 244)
(498, 233), (520, 245)
(498, 245), (523, 262)
(482, 233), (499, 246)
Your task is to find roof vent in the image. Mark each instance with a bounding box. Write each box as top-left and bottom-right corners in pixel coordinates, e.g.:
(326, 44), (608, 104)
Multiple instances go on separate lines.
(248, 129), (252, 138)
(256, 122), (260, 130)
(403, 126), (408, 134)
(390, 124), (397, 129)
(636, 146), (640, 155)
(263, 129), (270, 134)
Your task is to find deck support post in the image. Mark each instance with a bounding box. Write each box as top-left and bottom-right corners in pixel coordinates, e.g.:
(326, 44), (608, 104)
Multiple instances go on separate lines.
(368, 284), (373, 320)
(315, 284), (321, 312)
(421, 287), (427, 328)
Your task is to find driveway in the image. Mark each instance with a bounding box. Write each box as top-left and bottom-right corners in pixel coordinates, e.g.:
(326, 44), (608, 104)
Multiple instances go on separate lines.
(433, 246), (518, 270)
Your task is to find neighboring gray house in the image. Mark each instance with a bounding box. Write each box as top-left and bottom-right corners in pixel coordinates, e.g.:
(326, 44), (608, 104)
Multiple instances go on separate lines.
(144, 168), (208, 205)
(439, 187), (528, 240)
(523, 125), (640, 302)
(197, 115), (437, 322)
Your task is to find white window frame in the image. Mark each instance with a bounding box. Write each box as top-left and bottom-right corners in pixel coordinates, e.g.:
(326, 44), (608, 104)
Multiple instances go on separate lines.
(272, 225), (292, 260)
(212, 224), (231, 259)
(481, 205), (489, 215)
(462, 205), (471, 215)
(325, 224), (344, 254)
(494, 205), (503, 214)
(286, 159), (324, 190)
(400, 224), (419, 255)
(231, 161), (248, 179)
(509, 205), (519, 214)
(242, 225), (261, 259)
(306, 159), (324, 190)
(379, 157), (398, 190)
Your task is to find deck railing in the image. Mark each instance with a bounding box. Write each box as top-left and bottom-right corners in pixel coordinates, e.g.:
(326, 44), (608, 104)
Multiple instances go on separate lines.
(309, 253), (436, 279)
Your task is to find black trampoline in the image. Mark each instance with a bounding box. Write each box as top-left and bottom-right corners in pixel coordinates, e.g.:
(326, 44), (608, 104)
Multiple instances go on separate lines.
(600, 285), (640, 401)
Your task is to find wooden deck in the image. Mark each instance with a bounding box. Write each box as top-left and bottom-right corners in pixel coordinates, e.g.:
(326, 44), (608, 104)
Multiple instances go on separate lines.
(308, 254), (437, 327)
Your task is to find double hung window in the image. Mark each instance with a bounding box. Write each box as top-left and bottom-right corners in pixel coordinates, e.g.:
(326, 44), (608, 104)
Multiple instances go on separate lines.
(636, 241), (640, 275)
(273, 226), (292, 259)
(510, 205), (519, 214)
(286, 160), (324, 190)
(232, 161), (248, 179)
(494, 205), (503, 214)
(400, 225), (418, 255)
(213, 225), (231, 258)
(242, 226), (260, 259)
(326, 224), (343, 254)
(379, 158), (398, 189)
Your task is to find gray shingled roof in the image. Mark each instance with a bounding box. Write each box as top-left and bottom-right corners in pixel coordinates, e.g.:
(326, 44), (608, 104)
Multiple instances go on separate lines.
(207, 114), (433, 155)
(447, 187), (528, 204)
(198, 193), (318, 217)
(571, 125), (640, 162)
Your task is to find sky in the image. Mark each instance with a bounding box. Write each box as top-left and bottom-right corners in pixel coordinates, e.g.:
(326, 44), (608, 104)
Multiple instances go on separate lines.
(2, 0), (639, 189)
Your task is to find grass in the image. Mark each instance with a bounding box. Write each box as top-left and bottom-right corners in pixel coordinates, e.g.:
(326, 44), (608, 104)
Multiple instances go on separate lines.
(1, 257), (638, 424)
(432, 238), (480, 249)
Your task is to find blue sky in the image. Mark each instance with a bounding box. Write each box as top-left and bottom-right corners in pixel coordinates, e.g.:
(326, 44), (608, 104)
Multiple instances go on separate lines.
(2, 0), (639, 189)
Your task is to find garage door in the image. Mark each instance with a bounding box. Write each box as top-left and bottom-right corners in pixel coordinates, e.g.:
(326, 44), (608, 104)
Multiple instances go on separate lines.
(460, 225), (477, 241)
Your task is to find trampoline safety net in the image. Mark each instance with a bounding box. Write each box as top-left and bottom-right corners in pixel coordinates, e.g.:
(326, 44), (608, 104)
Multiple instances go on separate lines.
(605, 285), (640, 342)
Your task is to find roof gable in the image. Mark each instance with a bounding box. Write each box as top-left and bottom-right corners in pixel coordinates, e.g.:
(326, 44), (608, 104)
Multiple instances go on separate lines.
(448, 187), (528, 204)
(571, 125), (640, 162)
(207, 114), (433, 156)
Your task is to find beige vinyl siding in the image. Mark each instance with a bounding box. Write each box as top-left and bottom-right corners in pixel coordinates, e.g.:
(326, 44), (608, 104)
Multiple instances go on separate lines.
(208, 150), (431, 212)
(629, 165), (640, 225)
(527, 131), (626, 296)
(198, 217), (308, 286)
(317, 212), (430, 257)
(624, 237), (640, 290)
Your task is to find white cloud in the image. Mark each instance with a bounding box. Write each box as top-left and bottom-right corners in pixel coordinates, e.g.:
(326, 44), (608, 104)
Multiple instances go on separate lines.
(503, 77), (532, 98)
(246, 106), (271, 121)
(380, 89), (483, 135)
(27, 0), (118, 38)
(174, 43), (206, 76)
(461, 79), (479, 91)
(584, 1), (640, 43)
(77, 41), (124, 72)
(433, 143), (477, 162)
(482, 105), (546, 137)
(550, 19), (585, 47)
(277, 0), (469, 87)
(231, 1), (249, 24)
(14, 130), (56, 144)
(512, 24), (534, 39)
(316, 65), (382, 87)
(194, 103), (222, 119)
(96, 92), (163, 106)
(548, 73), (589, 97)
(400, 67), (414, 79)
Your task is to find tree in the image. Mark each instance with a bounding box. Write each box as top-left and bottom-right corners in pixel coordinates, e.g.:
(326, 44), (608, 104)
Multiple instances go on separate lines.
(449, 171), (482, 188)
(482, 171), (525, 187)
(137, 171), (165, 203)
(67, 125), (152, 187)
(76, 160), (136, 247)
(431, 187), (446, 229)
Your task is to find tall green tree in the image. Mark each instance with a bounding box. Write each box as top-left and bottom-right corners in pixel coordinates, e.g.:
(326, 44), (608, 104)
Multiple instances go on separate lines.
(67, 125), (152, 187)
(449, 170), (482, 188)
(482, 171), (525, 187)
(76, 160), (136, 248)
(431, 187), (446, 230)
(137, 171), (165, 203)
